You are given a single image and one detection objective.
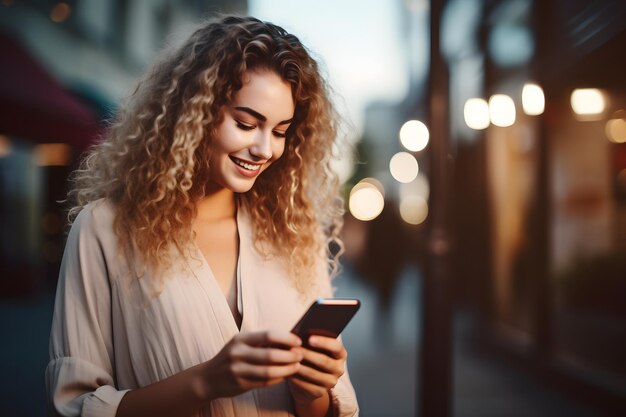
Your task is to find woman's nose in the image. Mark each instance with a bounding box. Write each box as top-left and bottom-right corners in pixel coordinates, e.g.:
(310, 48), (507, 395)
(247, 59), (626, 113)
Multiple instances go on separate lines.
(250, 130), (273, 160)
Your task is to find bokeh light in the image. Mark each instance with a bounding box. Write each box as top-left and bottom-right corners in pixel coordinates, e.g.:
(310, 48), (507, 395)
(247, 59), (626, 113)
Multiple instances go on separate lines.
(464, 98), (490, 130)
(349, 181), (385, 221)
(400, 173), (430, 202)
(606, 117), (626, 144)
(400, 194), (428, 225)
(489, 94), (516, 127)
(358, 177), (385, 197)
(0, 135), (11, 157)
(399, 119), (429, 152)
(522, 83), (544, 116)
(50, 3), (71, 23)
(389, 152), (419, 183)
(33, 144), (71, 166)
(571, 88), (607, 117)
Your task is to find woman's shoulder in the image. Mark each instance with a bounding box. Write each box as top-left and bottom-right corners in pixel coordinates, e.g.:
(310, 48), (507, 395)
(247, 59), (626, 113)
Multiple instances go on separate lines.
(71, 198), (117, 239)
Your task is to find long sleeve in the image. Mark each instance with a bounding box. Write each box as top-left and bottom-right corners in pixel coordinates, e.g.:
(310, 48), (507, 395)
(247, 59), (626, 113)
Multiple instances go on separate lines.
(45, 204), (129, 417)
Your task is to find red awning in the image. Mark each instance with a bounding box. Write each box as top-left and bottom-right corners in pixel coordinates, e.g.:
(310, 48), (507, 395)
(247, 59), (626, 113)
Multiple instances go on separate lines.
(0, 31), (100, 149)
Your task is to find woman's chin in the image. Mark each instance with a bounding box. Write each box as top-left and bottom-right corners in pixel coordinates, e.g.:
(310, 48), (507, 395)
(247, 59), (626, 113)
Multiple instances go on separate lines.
(227, 180), (257, 194)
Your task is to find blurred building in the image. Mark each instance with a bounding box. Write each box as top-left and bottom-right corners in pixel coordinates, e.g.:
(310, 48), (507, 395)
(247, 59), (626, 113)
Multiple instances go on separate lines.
(447, 0), (626, 414)
(0, 0), (247, 295)
(347, 0), (626, 414)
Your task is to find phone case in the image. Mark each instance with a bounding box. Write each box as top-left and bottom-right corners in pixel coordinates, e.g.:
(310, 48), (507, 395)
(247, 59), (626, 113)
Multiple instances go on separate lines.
(291, 298), (360, 342)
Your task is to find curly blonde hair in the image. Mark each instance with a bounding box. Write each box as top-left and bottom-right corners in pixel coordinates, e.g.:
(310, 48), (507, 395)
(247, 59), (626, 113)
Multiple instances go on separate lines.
(68, 15), (344, 293)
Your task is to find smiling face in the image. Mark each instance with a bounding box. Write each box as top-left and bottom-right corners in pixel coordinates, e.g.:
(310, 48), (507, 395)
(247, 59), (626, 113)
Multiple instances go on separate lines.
(207, 69), (295, 194)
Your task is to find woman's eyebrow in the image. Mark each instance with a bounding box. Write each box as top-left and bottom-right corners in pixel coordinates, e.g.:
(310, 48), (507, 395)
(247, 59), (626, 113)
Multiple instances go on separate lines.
(234, 106), (293, 125)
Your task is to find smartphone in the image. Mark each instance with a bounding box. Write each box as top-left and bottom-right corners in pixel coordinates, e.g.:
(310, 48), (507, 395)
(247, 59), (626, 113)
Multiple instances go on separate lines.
(291, 298), (360, 345)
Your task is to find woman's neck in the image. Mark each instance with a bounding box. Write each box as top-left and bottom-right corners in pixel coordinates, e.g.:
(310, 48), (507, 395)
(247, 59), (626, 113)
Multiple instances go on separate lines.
(196, 187), (236, 222)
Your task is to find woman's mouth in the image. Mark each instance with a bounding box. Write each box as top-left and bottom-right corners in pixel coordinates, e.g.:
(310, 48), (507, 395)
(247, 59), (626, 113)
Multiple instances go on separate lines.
(230, 156), (263, 177)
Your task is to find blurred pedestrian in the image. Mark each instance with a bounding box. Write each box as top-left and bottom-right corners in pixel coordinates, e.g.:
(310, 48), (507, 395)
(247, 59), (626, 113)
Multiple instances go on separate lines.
(355, 200), (411, 310)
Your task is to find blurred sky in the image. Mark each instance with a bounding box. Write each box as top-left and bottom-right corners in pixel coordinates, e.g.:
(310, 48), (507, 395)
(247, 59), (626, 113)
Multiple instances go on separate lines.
(250, 0), (412, 132)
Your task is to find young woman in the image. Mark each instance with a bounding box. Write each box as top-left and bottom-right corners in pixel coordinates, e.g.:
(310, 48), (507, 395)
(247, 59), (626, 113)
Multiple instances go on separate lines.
(46, 15), (358, 417)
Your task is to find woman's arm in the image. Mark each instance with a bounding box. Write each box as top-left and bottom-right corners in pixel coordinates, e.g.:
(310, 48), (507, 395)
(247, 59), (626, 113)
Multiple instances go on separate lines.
(47, 204), (127, 417)
(117, 331), (303, 417)
(115, 361), (209, 417)
(291, 392), (332, 417)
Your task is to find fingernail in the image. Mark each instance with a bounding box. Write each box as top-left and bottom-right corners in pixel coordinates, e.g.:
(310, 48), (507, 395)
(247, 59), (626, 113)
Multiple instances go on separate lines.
(309, 336), (318, 346)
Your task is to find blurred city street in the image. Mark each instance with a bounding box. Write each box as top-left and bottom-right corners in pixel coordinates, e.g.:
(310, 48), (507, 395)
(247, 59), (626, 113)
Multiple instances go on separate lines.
(336, 267), (602, 417)
(2, 0), (626, 416)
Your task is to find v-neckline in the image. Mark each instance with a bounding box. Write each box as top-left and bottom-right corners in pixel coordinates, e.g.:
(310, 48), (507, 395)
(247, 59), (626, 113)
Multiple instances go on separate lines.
(190, 205), (245, 334)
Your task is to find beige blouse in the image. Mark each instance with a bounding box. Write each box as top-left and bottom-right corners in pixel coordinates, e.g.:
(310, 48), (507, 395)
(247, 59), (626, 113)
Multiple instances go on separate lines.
(46, 199), (359, 417)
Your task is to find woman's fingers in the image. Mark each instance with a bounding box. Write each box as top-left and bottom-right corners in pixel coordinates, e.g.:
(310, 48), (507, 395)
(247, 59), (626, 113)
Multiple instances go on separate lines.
(307, 336), (346, 359)
(301, 349), (337, 374)
(285, 335), (347, 395)
(206, 330), (305, 399)
(230, 330), (304, 366)
(238, 330), (302, 349)
(286, 336), (348, 404)
(234, 361), (301, 381)
(292, 360), (339, 388)
(288, 375), (329, 400)
(230, 342), (304, 365)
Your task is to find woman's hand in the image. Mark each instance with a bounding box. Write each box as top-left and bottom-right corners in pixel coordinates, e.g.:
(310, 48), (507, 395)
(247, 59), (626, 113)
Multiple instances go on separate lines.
(115, 330), (302, 416)
(287, 335), (347, 406)
(202, 330), (304, 401)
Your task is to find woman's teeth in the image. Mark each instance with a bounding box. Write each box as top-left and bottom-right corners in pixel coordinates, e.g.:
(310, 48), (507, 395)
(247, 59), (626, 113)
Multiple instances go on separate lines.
(233, 158), (261, 171)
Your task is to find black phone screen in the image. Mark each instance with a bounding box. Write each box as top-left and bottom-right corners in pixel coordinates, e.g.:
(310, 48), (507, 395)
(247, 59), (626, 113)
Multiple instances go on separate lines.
(291, 298), (360, 343)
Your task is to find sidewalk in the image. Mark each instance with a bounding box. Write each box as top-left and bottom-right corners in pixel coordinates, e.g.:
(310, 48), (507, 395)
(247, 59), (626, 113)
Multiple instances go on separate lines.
(335, 266), (602, 417)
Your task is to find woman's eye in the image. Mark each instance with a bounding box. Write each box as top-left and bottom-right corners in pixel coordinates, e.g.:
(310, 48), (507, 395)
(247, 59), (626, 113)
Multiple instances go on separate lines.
(272, 131), (287, 138)
(235, 121), (255, 131)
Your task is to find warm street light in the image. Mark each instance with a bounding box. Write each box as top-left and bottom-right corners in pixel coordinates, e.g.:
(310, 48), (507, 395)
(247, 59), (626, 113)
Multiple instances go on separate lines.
(349, 181), (384, 221)
(571, 88), (607, 118)
(389, 152), (419, 183)
(400, 194), (429, 225)
(464, 98), (490, 130)
(606, 116), (626, 143)
(400, 173), (430, 201)
(33, 143), (72, 166)
(489, 94), (516, 127)
(522, 83), (545, 116)
(400, 119), (429, 151)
